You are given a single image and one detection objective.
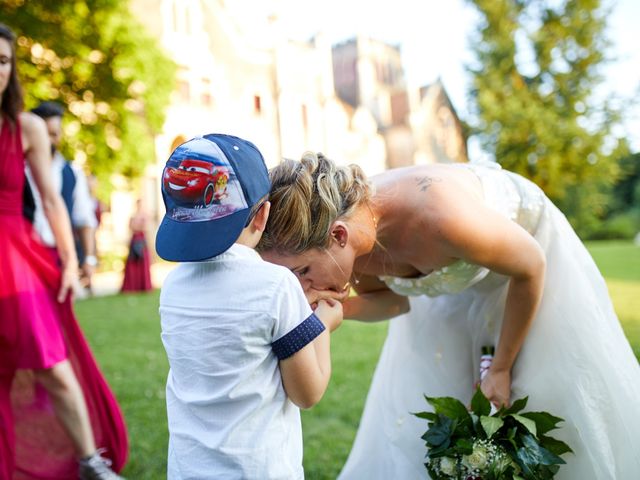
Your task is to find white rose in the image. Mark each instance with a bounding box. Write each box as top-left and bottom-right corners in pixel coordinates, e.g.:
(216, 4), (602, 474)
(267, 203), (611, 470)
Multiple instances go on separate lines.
(462, 444), (489, 470)
(439, 456), (457, 476)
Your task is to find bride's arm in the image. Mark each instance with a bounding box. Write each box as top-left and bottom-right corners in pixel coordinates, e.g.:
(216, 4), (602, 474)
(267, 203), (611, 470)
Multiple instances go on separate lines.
(305, 274), (409, 322)
(345, 274), (410, 322)
(433, 188), (546, 407)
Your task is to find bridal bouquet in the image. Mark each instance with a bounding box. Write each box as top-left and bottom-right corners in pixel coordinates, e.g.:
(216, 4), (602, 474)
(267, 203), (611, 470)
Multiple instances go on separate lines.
(414, 389), (572, 479)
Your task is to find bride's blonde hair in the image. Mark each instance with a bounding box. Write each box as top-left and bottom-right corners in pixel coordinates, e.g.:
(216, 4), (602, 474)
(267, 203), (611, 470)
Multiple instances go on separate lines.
(257, 152), (372, 254)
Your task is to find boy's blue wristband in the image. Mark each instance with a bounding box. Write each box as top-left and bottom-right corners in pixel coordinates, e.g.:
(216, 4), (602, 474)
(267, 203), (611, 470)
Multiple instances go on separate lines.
(272, 313), (325, 360)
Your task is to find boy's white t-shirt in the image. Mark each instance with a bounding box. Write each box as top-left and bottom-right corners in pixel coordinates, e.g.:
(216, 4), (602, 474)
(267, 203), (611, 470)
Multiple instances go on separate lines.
(159, 243), (324, 480)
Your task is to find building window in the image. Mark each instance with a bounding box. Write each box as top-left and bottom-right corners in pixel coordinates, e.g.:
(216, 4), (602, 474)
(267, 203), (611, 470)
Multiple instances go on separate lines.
(177, 79), (190, 102)
(184, 6), (191, 35)
(201, 78), (212, 107)
(301, 104), (308, 130)
(172, 1), (179, 32)
(254, 95), (262, 114)
(171, 1), (192, 34)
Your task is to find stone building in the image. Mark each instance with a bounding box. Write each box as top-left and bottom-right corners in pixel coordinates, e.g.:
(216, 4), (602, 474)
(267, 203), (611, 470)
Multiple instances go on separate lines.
(102, 0), (466, 258)
(332, 37), (467, 168)
(411, 78), (469, 165)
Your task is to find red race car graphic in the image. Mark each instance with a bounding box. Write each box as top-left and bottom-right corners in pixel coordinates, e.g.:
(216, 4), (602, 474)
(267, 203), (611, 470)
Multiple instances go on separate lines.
(163, 159), (229, 207)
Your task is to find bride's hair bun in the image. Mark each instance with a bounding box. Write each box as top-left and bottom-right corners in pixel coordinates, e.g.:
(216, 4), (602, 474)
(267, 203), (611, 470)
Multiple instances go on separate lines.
(257, 152), (372, 254)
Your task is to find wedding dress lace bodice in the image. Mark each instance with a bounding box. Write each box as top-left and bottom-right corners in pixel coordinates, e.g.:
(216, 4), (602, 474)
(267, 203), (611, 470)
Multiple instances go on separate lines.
(379, 162), (546, 297)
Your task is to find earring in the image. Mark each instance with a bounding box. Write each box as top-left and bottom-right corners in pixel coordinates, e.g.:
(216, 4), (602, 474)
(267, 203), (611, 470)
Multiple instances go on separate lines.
(340, 242), (346, 247)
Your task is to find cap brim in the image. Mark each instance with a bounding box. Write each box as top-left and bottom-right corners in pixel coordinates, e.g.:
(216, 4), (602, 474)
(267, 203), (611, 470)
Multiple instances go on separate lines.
(155, 207), (251, 262)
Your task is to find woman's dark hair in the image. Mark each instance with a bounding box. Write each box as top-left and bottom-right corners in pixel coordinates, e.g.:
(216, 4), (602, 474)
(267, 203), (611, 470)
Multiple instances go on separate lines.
(0, 23), (24, 123)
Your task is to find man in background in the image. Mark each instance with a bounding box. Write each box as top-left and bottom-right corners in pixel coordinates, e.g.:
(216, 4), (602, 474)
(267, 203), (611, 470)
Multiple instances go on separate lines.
(25, 101), (98, 293)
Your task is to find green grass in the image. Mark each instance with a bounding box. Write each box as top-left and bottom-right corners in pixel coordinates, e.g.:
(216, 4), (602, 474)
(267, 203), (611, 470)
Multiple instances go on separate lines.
(75, 293), (168, 477)
(585, 241), (640, 359)
(75, 241), (640, 479)
(585, 240), (640, 282)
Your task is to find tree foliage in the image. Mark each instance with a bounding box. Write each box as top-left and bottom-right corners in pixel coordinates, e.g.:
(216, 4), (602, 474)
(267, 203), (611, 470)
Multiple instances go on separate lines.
(465, 0), (630, 236)
(609, 153), (640, 213)
(590, 152), (640, 239)
(1, 0), (176, 198)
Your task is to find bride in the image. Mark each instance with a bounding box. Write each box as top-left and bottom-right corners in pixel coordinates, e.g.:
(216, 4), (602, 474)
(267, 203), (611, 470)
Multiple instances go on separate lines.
(257, 152), (640, 479)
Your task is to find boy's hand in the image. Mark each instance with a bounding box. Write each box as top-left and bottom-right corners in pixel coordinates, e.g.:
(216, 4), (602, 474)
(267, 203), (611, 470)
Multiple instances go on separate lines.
(306, 287), (349, 308)
(314, 298), (343, 332)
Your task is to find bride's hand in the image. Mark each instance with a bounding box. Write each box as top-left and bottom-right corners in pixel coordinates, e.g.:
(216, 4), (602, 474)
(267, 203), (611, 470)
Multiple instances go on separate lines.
(480, 368), (511, 409)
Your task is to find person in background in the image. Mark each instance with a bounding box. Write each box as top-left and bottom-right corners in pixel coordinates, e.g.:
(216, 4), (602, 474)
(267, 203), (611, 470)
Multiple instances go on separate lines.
(121, 198), (152, 292)
(0, 23), (127, 479)
(157, 134), (342, 479)
(25, 101), (98, 293)
(87, 174), (105, 242)
(86, 173), (106, 291)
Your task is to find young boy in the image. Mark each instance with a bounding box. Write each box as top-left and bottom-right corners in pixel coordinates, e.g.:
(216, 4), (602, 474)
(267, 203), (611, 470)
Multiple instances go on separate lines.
(156, 134), (342, 479)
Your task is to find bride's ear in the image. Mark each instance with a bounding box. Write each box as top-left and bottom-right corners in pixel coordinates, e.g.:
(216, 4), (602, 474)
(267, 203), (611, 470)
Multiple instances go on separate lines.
(330, 221), (349, 248)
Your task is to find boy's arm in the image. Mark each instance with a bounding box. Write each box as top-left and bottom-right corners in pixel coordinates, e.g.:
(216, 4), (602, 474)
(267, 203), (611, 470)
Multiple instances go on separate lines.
(279, 300), (342, 409)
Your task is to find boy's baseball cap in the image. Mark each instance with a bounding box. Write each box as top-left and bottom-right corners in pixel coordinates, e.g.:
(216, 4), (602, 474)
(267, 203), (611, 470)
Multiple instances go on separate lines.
(156, 133), (270, 262)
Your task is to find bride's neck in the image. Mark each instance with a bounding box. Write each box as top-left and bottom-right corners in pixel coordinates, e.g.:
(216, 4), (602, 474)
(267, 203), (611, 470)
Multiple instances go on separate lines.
(361, 197), (417, 270)
(348, 204), (379, 257)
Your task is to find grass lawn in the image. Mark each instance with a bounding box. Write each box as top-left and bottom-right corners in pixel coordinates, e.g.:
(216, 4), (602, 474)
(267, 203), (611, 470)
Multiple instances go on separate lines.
(75, 241), (640, 479)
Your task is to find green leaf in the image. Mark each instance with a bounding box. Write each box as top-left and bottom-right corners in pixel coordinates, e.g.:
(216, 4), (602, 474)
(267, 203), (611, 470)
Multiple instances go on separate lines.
(506, 426), (519, 450)
(454, 437), (474, 455)
(480, 415), (504, 438)
(518, 433), (566, 467)
(503, 396), (528, 415)
(538, 435), (573, 456)
(520, 411), (565, 436)
(471, 386), (491, 417)
(425, 396), (471, 422)
(513, 450), (535, 479)
(511, 414), (537, 436)
(427, 440), (453, 458)
(423, 414), (455, 447)
(412, 411), (437, 422)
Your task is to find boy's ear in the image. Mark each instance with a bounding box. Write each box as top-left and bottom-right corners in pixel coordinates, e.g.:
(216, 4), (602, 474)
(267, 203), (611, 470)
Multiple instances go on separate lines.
(251, 201), (271, 233)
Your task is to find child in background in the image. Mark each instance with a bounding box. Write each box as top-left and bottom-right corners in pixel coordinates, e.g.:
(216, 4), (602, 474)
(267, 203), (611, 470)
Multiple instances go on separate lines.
(156, 134), (342, 479)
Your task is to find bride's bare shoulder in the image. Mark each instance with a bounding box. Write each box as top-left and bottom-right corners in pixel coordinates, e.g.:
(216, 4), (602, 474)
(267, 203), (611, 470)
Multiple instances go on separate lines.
(372, 164), (479, 206)
(372, 164), (444, 193)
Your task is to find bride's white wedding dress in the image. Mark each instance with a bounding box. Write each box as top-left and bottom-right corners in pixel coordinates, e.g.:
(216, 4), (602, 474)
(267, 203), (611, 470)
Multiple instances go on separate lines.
(338, 162), (640, 480)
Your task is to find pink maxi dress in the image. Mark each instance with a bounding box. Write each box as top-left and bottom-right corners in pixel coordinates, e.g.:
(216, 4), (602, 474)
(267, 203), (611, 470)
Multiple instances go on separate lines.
(0, 117), (128, 479)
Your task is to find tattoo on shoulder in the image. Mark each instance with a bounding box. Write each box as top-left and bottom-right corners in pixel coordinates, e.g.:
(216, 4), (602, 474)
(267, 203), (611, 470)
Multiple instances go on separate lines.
(415, 176), (442, 192)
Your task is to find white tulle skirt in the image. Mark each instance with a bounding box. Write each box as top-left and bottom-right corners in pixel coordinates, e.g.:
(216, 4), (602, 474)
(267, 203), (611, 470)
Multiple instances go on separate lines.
(338, 202), (640, 480)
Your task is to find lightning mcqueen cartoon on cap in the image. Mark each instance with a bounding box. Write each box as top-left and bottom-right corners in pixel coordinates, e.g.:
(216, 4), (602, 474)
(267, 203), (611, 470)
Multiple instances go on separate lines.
(163, 159), (229, 207)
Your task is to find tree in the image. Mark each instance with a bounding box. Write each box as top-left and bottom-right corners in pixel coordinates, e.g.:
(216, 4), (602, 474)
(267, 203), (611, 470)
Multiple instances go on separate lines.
(465, 0), (630, 236)
(609, 152), (640, 213)
(590, 152), (640, 239)
(1, 0), (176, 198)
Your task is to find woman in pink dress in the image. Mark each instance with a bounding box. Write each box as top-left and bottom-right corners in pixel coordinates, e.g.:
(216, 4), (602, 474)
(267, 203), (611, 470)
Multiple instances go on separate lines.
(0, 24), (127, 479)
(121, 199), (152, 292)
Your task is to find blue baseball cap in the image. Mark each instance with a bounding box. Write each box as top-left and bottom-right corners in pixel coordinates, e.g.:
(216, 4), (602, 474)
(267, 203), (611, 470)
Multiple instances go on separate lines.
(156, 133), (270, 262)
